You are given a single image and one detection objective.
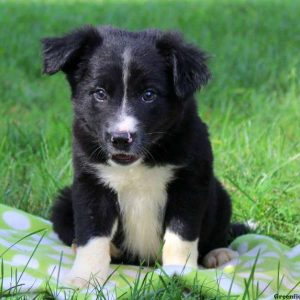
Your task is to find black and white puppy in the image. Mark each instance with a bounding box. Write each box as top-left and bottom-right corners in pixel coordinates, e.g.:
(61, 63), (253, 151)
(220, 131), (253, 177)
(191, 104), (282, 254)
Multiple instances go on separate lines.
(42, 26), (247, 288)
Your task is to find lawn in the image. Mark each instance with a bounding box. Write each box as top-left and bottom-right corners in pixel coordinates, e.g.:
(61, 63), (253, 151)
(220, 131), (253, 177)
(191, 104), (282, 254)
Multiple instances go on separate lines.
(0, 0), (299, 298)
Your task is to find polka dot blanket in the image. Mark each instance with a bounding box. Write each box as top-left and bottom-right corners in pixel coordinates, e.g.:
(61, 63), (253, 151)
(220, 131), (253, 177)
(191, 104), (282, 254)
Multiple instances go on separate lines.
(0, 204), (299, 299)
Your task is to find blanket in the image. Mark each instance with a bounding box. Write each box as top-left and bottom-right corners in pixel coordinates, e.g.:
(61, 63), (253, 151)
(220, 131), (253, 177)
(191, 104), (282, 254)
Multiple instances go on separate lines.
(0, 204), (299, 299)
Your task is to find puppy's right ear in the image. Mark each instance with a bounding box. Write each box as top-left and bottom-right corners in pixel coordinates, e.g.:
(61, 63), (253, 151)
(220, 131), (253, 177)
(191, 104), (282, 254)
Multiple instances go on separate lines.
(42, 26), (102, 75)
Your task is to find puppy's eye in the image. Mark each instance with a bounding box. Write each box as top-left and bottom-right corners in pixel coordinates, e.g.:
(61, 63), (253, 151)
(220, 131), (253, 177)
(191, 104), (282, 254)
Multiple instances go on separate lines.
(142, 89), (157, 103)
(93, 88), (108, 102)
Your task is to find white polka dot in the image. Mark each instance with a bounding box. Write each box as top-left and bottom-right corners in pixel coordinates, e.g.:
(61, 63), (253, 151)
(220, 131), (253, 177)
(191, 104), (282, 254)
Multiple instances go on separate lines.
(285, 245), (300, 259)
(35, 215), (51, 225)
(50, 244), (74, 256)
(262, 251), (281, 259)
(217, 274), (244, 294)
(237, 242), (248, 254)
(47, 253), (73, 265)
(3, 211), (31, 230)
(104, 280), (117, 289)
(2, 273), (42, 291)
(15, 243), (35, 252)
(245, 245), (267, 257)
(252, 235), (270, 241)
(254, 272), (274, 280)
(47, 232), (60, 241)
(253, 279), (274, 295)
(122, 269), (140, 278)
(282, 276), (299, 289)
(29, 234), (57, 246)
(293, 262), (300, 270)
(10, 254), (39, 269)
(237, 271), (273, 282)
(237, 271), (250, 278)
(242, 258), (265, 268)
(256, 267), (270, 272)
(291, 270), (300, 277)
(0, 229), (15, 237)
(0, 237), (33, 252)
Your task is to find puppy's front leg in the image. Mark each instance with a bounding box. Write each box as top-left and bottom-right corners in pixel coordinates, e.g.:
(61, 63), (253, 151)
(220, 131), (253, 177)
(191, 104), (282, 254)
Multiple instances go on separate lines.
(65, 237), (111, 288)
(162, 184), (208, 270)
(163, 229), (198, 268)
(64, 175), (118, 288)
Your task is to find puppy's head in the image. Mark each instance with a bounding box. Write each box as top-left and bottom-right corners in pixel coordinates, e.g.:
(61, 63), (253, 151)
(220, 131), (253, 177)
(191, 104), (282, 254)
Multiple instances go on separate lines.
(42, 26), (210, 166)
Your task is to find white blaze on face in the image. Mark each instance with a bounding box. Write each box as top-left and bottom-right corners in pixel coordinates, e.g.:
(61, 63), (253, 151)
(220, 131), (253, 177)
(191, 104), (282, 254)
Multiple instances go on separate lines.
(108, 47), (138, 135)
(109, 47), (139, 134)
(109, 114), (138, 136)
(121, 47), (131, 114)
(116, 115), (138, 133)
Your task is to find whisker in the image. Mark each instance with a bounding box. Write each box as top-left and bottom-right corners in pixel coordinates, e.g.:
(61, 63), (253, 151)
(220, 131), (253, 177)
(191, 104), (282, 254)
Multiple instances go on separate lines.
(89, 144), (106, 161)
(146, 131), (172, 137)
(137, 145), (156, 164)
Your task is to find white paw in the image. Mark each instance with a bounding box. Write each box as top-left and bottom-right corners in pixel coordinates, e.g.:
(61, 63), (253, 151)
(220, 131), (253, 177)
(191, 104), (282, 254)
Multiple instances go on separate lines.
(162, 230), (199, 269)
(202, 248), (238, 268)
(63, 270), (106, 288)
(63, 237), (110, 288)
(63, 272), (90, 288)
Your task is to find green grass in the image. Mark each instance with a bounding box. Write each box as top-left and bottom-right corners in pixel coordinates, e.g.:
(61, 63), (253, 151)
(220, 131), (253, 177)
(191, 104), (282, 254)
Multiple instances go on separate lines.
(0, 0), (299, 298)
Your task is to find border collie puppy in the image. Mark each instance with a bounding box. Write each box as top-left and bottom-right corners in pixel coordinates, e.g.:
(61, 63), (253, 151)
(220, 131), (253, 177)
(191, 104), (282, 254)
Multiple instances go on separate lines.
(42, 26), (247, 288)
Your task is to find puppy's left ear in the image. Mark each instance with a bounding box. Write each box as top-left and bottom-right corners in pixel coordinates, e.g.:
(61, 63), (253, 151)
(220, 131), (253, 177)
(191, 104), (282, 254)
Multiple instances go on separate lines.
(156, 31), (211, 99)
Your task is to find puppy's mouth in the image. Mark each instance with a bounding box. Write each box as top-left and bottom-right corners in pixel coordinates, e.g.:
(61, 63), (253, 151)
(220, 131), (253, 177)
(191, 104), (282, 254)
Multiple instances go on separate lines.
(111, 153), (139, 165)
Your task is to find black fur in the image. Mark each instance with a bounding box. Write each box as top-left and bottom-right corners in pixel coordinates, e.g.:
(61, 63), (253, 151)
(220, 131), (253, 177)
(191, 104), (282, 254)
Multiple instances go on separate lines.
(44, 26), (248, 266)
(51, 187), (74, 246)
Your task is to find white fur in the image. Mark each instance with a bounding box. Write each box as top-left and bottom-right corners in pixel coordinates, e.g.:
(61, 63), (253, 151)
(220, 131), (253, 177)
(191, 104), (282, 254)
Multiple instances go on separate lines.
(111, 220), (118, 237)
(108, 113), (138, 134)
(121, 47), (131, 114)
(116, 115), (138, 133)
(163, 229), (198, 268)
(94, 162), (176, 263)
(107, 47), (138, 134)
(246, 219), (258, 230)
(64, 237), (110, 288)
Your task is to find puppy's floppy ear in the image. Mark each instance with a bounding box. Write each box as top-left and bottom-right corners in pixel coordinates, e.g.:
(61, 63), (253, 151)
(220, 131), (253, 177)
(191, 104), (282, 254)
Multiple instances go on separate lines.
(42, 26), (102, 75)
(156, 31), (211, 99)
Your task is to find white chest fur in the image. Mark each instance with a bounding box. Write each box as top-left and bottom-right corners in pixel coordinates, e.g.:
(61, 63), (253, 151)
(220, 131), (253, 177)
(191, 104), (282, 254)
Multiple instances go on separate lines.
(94, 162), (175, 261)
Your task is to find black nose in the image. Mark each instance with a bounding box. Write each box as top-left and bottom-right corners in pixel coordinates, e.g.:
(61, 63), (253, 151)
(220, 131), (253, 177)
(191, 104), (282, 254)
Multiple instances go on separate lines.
(110, 131), (133, 150)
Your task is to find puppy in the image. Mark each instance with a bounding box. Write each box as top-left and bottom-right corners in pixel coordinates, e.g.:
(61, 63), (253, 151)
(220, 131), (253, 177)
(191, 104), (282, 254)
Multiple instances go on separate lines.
(42, 26), (247, 288)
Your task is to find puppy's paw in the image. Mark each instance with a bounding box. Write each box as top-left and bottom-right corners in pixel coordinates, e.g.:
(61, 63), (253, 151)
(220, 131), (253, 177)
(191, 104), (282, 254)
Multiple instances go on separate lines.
(202, 248), (238, 268)
(162, 230), (199, 269)
(63, 270), (106, 288)
(64, 237), (110, 288)
(63, 272), (90, 289)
